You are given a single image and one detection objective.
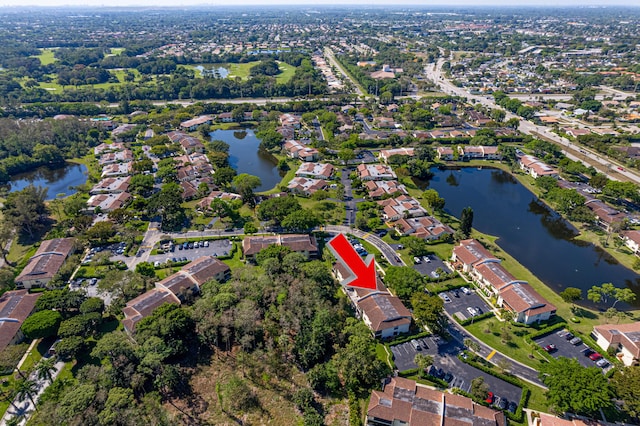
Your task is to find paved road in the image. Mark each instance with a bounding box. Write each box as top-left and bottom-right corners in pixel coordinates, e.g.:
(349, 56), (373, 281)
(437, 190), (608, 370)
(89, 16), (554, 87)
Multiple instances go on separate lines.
(324, 225), (404, 266)
(1, 352), (65, 426)
(424, 60), (640, 186)
(324, 46), (365, 97)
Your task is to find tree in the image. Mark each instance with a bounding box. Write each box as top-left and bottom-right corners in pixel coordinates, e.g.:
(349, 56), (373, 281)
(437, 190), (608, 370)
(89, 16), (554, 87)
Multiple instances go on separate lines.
(559, 287), (582, 311)
(212, 166), (237, 187)
(414, 353), (434, 375)
(422, 189), (445, 211)
(464, 338), (480, 353)
(460, 206), (474, 238)
(411, 292), (447, 335)
(150, 182), (185, 231)
(281, 210), (320, 232)
(470, 377), (489, 401)
(86, 221), (116, 243)
(539, 357), (613, 416)
(338, 148), (355, 165)
(383, 266), (424, 301)
(21, 310), (62, 339)
(14, 378), (39, 411)
(256, 196), (300, 226)
(233, 173), (261, 206)
(611, 366), (640, 422)
(80, 297), (105, 315)
(35, 357), (57, 382)
(2, 185), (49, 238)
(55, 336), (84, 361)
(587, 283), (636, 308)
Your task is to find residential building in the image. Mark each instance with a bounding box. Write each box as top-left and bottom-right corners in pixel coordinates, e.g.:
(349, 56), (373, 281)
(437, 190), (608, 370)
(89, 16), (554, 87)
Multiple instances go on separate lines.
(356, 163), (397, 181)
(101, 162), (133, 178)
(15, 238), (76, 289)
(123, 257), (230, 333)
(585, 199), (626, 232)
(196, 191), (242, 211)
(392, 216), (453, 241)
(436, 146), (454, 160)
(166, 131), (205, 154)
(364, 180), (408, 199)
(242, 234), (318, 259)
(90, 176), (131, 195)
(519, 155), (558, 179)
(0, 290), (41, 353)
(295, 162), (334, 179)
(378, 195), (427, 221)
(379, 147), (415, 163)
(111, 124), (137, 142)
(498, 283), (556, 325)
(94, 142), (126, 156)
(283, 140), (319, 162)
(86, 192), (131, 213)
(122, 289), (180, 333)
(180, 115), (213, 131)
(457, 145), (502, 160)
(367, 377), (506, 426)
(98, 149), (134, 166)
(287, 177), (328, 196)
(279, 113), (301, 129)
(355, 291), (412, 339)
(592, 322), (640, 366)
(534, 412), (603, 426)
(622, 230), (640, 255)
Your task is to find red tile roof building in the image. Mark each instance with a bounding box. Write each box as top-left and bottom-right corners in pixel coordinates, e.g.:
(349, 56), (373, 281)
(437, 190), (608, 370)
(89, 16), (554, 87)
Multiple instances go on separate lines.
(242, 234), (318, 259)
(367, 377), (506, 426)
(15, 238), (76, 289)
(592, 322), (640, 366)
(364, 180), (408, 199)
(0, 290), (42, 353)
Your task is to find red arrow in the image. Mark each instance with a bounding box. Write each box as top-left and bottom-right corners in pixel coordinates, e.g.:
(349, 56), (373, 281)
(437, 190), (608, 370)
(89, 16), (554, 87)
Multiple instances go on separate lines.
(327, 233), (377, 290)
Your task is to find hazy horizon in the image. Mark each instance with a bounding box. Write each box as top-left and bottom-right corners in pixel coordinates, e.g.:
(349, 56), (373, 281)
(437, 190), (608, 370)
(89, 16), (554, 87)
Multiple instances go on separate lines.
(1, 0), (639, 8)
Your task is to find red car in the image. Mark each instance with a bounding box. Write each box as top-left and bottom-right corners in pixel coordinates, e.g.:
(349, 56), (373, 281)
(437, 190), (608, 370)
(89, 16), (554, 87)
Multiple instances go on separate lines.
(543, 344), (557, 353)
(589, 352), (603, 361)
(485, 391), (494, 404)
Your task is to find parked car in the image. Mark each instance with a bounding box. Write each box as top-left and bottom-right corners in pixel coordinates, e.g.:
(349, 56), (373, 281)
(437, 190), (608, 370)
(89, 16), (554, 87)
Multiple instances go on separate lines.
(497, 397), (508, 410)
(543, 344), (557, 353)
(564, 332), (574, 341)
(461, 287), (471, 295)
(596, 359), (609, 368)
(474, 306), (483, 315)
(485, 392), (494, 404)
(203, 240), (209, 247)
(569, 337), (582, 345)
(582, 348), (595, 357)
(467, 307), (477, 316)
(423, 256), (431, 263)
(589, 352), (603, 361)
(414, 256), (421, 264)
(451, 290), (460, 298)
(443, 372), (453, 383)
(441, 293), (451, 303)
(411, 340), (422, 351)
(508, 401), (517, 414)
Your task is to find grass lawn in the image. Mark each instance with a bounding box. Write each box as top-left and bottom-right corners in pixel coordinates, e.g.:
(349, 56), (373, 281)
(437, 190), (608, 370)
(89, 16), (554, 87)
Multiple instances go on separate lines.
(225, 61), (297, 83)
(298, 198), (346, 226)
(526, 384), (550, 412)
(109, 47), (125, 55)
(26, 68), (142, 92)
(465, 318), (549, 369)
(221, 242), (244, 269)
(33, 48), (57, 65)
(275, 61), (296, 84)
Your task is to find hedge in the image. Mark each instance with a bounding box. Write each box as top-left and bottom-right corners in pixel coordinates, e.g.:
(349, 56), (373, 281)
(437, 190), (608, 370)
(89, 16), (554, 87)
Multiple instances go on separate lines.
(398, 370), (449, 389)
(455, 311), (494, 327)
(384, 330), (431, 347)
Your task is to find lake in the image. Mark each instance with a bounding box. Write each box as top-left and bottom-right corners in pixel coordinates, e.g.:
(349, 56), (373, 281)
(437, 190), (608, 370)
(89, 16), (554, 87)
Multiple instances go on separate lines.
(5, 163), (88, 200)
(209, 129), (281, 192)
(194, 65), (229, 78)
(424, 167), (640, 308)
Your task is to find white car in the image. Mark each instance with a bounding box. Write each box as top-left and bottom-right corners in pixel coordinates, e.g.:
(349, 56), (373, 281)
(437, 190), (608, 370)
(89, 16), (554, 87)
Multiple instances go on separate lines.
(440, 293), (452, 303)
(596, 359), (609, 368)
(461, 287), (471, 295)
(414, 257), (421, 264)
(203, 241), (209, 247)
(423, 256), (431, 263)
(467, 307), (477, 316)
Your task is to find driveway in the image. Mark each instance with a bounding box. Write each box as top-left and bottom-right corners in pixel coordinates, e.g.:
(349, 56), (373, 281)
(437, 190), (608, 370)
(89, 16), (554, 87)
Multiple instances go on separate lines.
(441, 288), (492, 322)
(533, 329), (610, 370)
(391, 334), (522, 406)
(147, 239), (232, 265)
(413, 254), (452, 279)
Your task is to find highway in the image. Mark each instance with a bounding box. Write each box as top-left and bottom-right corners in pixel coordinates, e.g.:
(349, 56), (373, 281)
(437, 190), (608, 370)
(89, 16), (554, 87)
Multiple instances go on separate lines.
(323, 47), (365, 97)
(424, 60), (640, 186)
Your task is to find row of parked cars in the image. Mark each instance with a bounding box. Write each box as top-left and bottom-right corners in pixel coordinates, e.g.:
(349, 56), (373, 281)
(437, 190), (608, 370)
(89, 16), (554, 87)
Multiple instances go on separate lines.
(177, 240), (210, 250)
(84, 242), (127, 263)
(543, 329), (609, 369)
(485, 392), (517, 414)
(349, 239), (368, 257)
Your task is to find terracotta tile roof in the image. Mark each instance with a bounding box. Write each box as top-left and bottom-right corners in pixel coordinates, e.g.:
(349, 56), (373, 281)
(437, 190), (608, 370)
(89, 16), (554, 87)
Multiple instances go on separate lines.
(357, 292), (411, 332)
(242, 234), (318, 257)
(0, 290), (41, 351)
(474, 261), (520, 291)
(183, 256), (230, 285)
(367, 377), (506, 426)
(122, 289), (180, 333)
(452, 239), (497, 267)
(593, 322), (640, 359)
(15, 238), (75, 285)
(499, 283), (556, 316)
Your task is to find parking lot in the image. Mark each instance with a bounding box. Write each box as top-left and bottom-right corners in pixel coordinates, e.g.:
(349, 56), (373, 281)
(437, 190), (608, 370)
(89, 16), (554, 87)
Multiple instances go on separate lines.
(440, 287), (492, 321)
(391, 335), (522, 409)
(412, 254), (452, 279)
(533, 329), (610, 370)
(146, 239), (233, 265)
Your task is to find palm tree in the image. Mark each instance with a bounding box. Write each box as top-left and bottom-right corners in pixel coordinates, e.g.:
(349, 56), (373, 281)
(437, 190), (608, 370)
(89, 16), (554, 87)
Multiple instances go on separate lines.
(35, 357), (56, 383)
(15, 379), (39, 411)
(0, 388), (21, 413)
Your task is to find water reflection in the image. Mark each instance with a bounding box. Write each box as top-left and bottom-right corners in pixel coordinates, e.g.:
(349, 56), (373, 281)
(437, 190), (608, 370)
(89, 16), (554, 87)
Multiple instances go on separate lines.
(5, 163), (88, 199)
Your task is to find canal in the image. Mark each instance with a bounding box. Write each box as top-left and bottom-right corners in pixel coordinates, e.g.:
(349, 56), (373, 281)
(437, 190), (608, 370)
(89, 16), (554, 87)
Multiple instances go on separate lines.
(425, 167), (640, 308)
(209, 129), (281, 192)
(5, 162), (88, 200)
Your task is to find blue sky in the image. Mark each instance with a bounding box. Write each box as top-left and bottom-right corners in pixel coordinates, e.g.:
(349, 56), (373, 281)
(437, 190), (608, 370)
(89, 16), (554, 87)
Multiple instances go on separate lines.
(1, 0), (639, 6)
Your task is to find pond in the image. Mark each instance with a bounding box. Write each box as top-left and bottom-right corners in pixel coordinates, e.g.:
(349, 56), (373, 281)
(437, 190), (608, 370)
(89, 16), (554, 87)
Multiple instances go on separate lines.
(209, 129), (281, 192)
(5, 162), (88, 200)
(194, 65), (229, 78)
(424, 167), (640, 308)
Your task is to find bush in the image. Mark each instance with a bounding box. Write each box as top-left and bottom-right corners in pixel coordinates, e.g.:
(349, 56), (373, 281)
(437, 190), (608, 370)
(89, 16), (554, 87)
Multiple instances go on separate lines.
(0, 343), (29, 374)
(223, 376), (259, 412)
(456, 311), (494, 326)
(55, 336), (85, 361)
(21, 309), (63, 339)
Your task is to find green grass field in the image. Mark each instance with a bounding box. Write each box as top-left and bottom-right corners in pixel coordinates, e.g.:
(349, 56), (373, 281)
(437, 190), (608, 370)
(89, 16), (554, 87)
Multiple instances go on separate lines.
(109, 47), (125, 55)
(187, 61), (297, 83)
(33, 48), (57, 65)
(24, 68), (144, 92)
